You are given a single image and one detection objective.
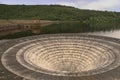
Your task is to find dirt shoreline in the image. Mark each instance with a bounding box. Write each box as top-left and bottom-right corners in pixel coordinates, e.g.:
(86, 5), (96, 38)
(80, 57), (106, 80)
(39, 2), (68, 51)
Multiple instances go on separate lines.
(0, 20), (58, 36)
(0, 20), (57, 26)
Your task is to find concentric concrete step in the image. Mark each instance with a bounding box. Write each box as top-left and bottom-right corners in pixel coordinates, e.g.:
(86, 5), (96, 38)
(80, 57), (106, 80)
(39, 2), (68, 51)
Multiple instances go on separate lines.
(1, 34), (120, 80)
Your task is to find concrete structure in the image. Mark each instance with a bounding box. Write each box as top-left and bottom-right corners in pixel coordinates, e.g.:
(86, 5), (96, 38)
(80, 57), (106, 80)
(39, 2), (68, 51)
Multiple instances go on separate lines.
(0, 23), (41, 36)
(0, 34), (120, 80)
(0, 20), (56, 36)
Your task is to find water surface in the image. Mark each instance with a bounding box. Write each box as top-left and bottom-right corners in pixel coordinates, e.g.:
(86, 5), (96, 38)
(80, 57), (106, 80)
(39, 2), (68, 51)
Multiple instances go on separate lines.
(1, 22), (120, 39)
(89, 30), (120, 39)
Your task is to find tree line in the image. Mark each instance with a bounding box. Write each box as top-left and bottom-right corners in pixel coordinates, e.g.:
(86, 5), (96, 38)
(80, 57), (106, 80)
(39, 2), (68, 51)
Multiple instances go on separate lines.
(0, 4), (120, 30)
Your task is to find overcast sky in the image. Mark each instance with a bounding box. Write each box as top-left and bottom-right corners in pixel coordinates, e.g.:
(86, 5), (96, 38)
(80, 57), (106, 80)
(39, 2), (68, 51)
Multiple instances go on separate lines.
(0, 0), (120, 12)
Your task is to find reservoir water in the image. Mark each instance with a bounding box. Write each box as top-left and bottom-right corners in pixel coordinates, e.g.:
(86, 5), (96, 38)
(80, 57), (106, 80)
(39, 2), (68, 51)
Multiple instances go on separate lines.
(1, 22), (120, 39)
(40, 22), (120, 39)
(89, 30), (120, 39)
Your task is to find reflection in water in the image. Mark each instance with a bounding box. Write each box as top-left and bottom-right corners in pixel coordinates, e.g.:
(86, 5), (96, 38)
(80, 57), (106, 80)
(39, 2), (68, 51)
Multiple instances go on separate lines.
(0, 22), (120, 39)
(40, 22), (120, 39)
(89, 30), (120, 39)
(40, 22), (120, 34)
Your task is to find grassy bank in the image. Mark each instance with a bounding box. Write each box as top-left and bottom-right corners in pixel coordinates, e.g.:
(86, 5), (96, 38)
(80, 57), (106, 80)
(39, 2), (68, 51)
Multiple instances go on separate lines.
(0, 4), (120, 21)
(0, 5), (120, 39)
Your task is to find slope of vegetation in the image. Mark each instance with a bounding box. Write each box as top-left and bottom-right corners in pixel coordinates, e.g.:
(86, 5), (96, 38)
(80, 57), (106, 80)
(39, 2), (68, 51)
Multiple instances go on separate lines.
(0, 4), (120, 39)
(0, 4), (120, 21)
(0, 4), (120, 28)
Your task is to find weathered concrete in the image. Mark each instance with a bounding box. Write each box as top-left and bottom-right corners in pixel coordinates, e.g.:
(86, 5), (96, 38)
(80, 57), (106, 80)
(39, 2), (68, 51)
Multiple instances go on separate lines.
(1, 33), (120, 80)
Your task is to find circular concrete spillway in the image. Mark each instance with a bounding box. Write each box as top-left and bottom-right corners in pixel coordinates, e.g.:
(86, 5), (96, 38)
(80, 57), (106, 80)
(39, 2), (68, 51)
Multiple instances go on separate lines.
(1, 34), (120, 80)
(19, 38), (115, 73)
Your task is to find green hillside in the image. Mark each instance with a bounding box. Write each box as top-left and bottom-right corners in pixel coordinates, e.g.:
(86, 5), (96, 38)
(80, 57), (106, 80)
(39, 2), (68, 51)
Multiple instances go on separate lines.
(0, 4), (120, 21)
(0, 4), (120, 39)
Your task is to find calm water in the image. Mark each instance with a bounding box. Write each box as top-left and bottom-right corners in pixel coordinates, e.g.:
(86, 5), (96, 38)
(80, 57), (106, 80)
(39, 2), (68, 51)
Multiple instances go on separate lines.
(1, 22), (120, 39)
(41, 22), (120, 39)
(88, 30), (120, 39)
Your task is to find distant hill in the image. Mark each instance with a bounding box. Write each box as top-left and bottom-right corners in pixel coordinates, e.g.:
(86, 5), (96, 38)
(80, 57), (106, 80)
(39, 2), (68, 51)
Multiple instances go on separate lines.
(0, 4), (120, 39)
(0, 4), (120, 21)
(1, 4), (120, 29)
